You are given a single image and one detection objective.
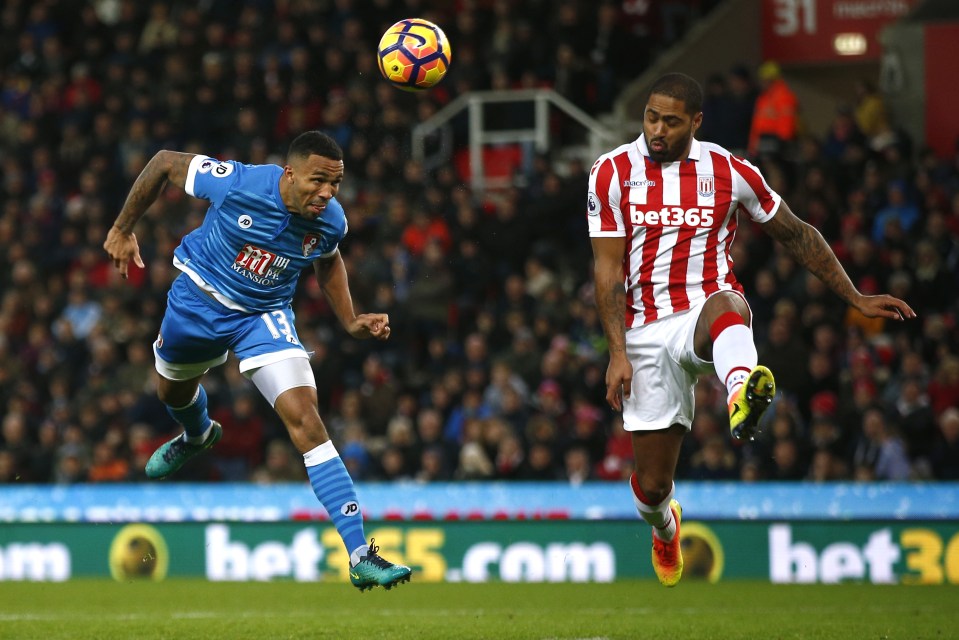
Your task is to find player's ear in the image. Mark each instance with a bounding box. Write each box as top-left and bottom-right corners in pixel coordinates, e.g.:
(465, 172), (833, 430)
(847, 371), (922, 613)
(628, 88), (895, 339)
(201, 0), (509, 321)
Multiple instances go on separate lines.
(283, 165), (295, 182)
(692, 111), (703, 134)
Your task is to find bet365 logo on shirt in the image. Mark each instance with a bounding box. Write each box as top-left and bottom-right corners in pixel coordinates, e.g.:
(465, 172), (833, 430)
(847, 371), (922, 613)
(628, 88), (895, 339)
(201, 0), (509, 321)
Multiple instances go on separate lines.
(629, 205), (715, 228)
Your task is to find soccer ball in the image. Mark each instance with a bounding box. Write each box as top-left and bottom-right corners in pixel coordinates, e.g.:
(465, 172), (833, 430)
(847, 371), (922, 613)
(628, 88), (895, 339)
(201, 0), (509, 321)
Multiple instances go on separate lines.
(376, 18), (451, 91)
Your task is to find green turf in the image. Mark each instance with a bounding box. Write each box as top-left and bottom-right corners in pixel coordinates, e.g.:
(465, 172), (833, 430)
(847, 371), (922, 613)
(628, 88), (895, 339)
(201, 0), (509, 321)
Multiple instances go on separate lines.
(0, 579), (955, 639)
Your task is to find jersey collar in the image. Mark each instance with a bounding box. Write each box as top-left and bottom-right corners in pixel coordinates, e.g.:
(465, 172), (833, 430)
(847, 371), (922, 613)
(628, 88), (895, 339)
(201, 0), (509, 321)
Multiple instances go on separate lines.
(636, 134), (702, 163)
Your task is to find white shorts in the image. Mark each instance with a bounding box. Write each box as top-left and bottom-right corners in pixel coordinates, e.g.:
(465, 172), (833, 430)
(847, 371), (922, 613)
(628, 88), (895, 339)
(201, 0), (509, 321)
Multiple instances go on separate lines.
(622, 304), (714, 432)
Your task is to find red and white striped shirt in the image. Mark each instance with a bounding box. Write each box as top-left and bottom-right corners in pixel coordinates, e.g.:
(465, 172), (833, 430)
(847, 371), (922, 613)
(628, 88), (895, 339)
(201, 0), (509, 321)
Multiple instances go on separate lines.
(587, 135), (781, 328)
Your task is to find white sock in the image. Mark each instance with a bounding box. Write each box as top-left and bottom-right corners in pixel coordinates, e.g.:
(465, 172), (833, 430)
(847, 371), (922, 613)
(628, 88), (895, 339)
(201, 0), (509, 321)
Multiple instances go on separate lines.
(632, 481), (677, 542)
(653, 511), (677, 542)
(350, 544), (369, 567)
(712, 324), (757, 401)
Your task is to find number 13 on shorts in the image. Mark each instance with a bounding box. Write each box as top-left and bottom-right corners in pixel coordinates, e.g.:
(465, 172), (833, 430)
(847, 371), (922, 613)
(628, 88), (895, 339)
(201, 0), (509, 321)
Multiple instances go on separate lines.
(261, 310), (299, 345)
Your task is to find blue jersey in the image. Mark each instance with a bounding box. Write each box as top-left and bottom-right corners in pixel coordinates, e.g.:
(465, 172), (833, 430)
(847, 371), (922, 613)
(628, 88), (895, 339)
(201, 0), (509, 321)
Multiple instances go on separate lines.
(174, 155), (347, 313)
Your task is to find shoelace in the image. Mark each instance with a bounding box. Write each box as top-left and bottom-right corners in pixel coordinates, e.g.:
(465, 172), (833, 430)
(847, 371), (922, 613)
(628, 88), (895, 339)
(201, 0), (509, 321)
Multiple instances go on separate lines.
(653, 537), (675, 561)
(361, 538), (393, 568)
(161, 437), (188, 463)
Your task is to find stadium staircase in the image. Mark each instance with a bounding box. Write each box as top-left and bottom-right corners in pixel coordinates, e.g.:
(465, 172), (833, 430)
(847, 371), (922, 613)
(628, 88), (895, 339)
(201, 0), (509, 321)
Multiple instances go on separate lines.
(411, 88), (617, 193)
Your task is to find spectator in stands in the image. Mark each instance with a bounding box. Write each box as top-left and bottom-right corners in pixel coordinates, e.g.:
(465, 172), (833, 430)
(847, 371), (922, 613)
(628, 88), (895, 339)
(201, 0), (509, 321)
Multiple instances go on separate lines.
(748, 60), (799, 158)
(210, 393), (267, 481)
(87, 439), (130, 482)
(758, 315), (809, 399)
(699, 73), (731, 149)
(808, 448), (848, 482)
(822, 106), (866, 164)
(455, 441), (494, 480)
(687, 434), (738, 480)
(522, 441), (563, 480)
(769, 437), (807, 481)
(564, 445), (596, 485)
(931, 407), (959, 479)
(928, 356), (959, 418)
(589, 2), (638, 111)
(252, 439), (308, 484)
(872, 180), (920, 243)
(723, 65), (758, 155)
(853, 407), (911, 481)
(892, 376), (936, 463)
(853, 80), (892, 149)
(912, 240), (955, 313)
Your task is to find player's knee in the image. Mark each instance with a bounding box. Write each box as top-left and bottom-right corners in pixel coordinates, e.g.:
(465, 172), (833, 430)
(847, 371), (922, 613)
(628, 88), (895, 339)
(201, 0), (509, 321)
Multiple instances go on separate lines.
(283, 413), (329, 450)
(634, 476), (672, 505)
(157, 382), (196, 408)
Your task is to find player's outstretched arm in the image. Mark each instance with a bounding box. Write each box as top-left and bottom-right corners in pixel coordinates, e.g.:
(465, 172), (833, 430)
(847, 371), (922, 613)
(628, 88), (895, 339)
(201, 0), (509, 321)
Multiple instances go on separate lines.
(763, 201), (916, 321)
(313, 250), (391, 341)
(104, 150), (196, 279)
(592, 236), (632, 411)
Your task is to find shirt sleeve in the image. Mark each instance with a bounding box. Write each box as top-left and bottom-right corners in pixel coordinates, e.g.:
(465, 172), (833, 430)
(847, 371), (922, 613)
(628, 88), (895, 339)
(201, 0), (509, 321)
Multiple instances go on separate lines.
(319, 199), (349, 259)
(730, 155), (782, 224)
(587, 157), (626, 237)
(185, 155), (240, 207)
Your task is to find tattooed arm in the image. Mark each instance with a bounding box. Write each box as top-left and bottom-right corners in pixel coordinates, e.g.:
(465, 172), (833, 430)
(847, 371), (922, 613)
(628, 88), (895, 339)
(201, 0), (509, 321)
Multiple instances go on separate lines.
(763, 201), (915, 320)
(104, 151), (196, 278)
(591, 236), (633, 411)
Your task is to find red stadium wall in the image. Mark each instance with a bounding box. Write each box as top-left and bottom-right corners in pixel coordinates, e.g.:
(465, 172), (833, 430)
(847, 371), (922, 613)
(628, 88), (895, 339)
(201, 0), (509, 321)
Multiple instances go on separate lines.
(923, 22), (959, 159)
(761, 0), (920, 64)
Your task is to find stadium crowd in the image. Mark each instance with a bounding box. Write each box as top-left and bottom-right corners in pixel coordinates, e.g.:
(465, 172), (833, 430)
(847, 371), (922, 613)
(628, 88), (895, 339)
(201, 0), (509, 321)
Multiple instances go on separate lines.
(1, 0), (958, 487)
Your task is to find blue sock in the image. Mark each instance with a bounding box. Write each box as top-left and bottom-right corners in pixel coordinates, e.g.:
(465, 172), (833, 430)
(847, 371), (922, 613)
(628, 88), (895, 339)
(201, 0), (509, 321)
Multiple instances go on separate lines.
(165, 385), (212, 442)
(305, 442), (367, 563)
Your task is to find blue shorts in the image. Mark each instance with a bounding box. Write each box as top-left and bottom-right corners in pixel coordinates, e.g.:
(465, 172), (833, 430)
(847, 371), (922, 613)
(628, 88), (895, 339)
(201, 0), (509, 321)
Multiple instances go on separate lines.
(154, 275), (308, 381)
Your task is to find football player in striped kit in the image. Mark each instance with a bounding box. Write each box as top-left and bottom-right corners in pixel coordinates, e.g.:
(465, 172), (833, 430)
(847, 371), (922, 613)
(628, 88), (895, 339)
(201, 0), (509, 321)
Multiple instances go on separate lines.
(587, 73), (914, 586)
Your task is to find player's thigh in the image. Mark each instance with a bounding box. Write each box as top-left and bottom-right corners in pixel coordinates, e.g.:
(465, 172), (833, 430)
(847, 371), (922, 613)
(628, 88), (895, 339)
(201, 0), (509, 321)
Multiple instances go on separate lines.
(623, 313), (700, 433)
(247, 358), (326, 451)
(693, 290), (751, 360)
(154, 277), (230, 380)
(246, 356), (316, 408)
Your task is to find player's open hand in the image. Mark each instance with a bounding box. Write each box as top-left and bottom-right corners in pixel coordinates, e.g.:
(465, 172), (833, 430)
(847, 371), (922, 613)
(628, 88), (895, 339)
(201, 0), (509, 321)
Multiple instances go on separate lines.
(605, 352), (633, 412)
(855, 294), (916, 321)
(349, 313), (391, 340)
(103, 226), (145, 280)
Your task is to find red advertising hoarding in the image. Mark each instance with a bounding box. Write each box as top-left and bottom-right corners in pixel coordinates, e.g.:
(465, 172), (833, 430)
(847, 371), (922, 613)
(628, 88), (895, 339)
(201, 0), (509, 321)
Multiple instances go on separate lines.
(762, 0), (919, 64)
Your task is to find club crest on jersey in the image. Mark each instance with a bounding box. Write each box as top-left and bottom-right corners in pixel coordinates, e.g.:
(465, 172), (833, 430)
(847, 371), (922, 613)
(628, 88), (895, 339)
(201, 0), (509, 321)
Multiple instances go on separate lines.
(302, 234), (321, 257)
(624, 180), (656, 188)
(698, 176), (715, 197)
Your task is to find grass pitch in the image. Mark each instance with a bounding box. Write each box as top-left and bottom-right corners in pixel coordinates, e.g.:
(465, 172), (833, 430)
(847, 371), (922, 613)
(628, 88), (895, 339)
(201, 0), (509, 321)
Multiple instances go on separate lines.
(0, 579), (954, 639)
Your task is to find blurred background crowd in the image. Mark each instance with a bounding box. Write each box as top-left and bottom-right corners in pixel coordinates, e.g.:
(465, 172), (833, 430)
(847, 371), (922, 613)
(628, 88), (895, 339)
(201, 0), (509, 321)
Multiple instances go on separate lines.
(1, 0), (958, 487)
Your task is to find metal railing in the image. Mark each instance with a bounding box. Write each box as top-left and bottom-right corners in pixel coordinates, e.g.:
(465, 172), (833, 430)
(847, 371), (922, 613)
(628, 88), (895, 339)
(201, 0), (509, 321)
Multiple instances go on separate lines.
(411, 88), (618, 192)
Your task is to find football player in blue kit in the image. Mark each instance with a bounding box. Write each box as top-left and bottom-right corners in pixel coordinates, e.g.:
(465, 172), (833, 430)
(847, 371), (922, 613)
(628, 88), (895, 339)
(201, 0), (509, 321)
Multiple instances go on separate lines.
(103, 131), (411, 591)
